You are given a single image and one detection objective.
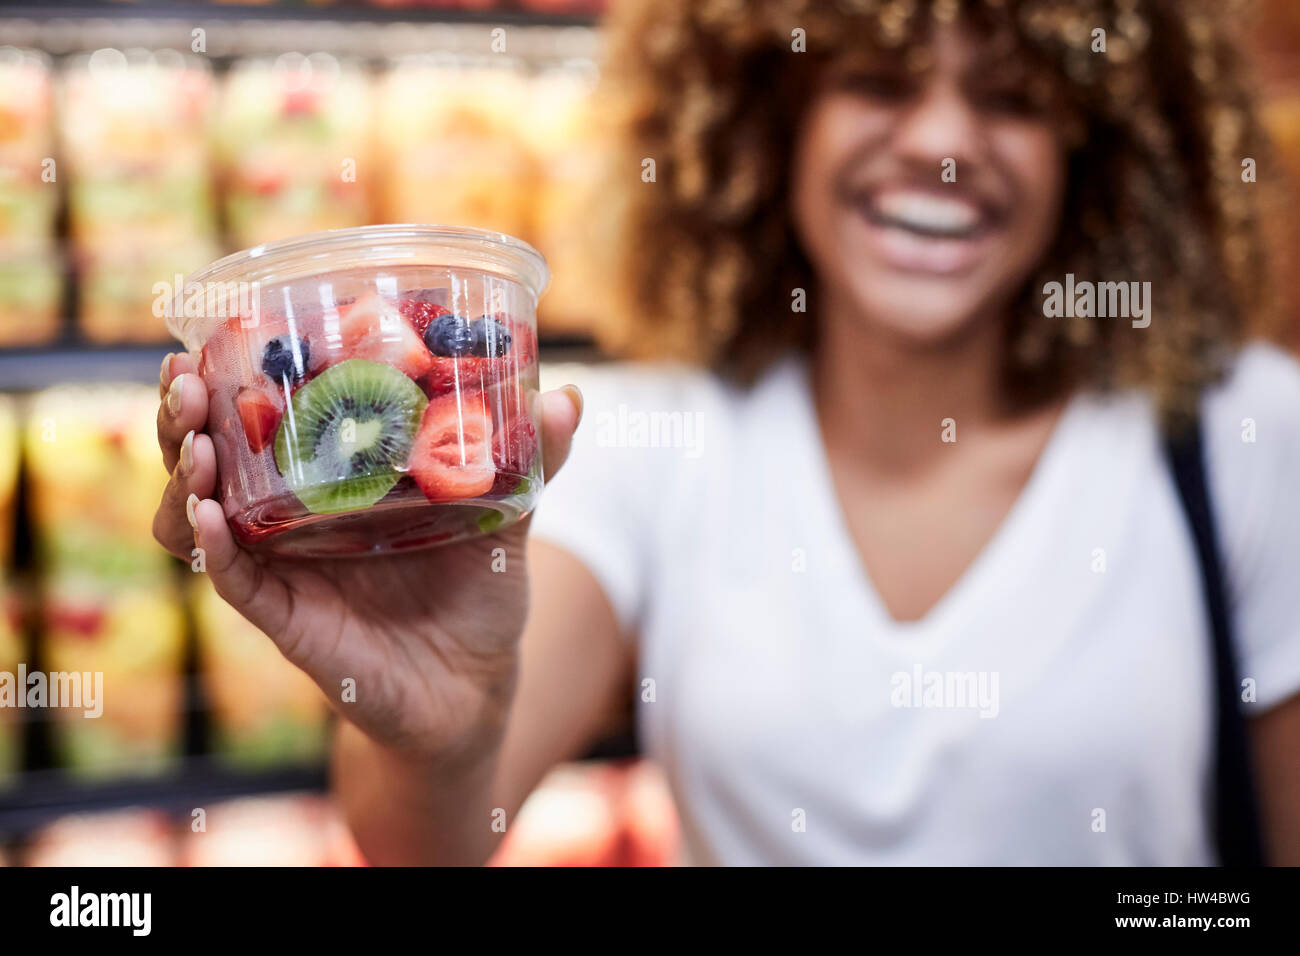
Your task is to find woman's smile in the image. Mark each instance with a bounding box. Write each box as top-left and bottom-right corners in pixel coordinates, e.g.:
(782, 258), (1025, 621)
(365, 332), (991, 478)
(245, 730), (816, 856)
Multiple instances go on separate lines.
(845, 184), (1004, 276)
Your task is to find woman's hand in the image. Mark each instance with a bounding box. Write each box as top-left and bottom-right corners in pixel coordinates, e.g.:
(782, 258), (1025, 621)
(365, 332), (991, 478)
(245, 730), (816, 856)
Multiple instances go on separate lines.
(153, 353), (582, 768)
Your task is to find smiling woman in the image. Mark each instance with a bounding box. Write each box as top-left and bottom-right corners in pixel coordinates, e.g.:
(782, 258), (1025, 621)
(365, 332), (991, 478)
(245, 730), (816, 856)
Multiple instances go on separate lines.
(598, 0), (1277, 420)
(515, 0), (1300, 867)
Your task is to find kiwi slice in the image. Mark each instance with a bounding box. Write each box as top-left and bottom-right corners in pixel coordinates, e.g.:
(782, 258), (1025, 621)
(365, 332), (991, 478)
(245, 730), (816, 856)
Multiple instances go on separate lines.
(273, 359), (427, 515)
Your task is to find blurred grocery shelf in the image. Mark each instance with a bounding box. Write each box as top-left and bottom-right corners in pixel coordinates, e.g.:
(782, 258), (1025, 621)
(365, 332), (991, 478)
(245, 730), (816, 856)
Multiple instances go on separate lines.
(0, 735), (636, 838)
(0, 343), (169, 390)
(0, 2), (603, 61)
(0, 0), (600, 24)
(0, 1), (614, 363)
(0, 759), (327, 835)
(2, 755), (675, 866)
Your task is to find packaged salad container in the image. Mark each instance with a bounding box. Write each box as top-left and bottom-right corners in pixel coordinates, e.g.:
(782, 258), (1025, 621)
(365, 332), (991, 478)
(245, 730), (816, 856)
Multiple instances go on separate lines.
(167, 224), (547, 557)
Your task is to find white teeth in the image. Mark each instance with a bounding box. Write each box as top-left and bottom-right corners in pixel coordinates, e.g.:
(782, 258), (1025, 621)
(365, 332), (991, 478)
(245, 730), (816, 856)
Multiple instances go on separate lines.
(873, 191), (982, 234)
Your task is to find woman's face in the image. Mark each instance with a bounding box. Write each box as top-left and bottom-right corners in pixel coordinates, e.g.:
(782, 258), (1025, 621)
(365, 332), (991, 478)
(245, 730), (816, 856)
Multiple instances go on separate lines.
(791, 24), (1068, 348)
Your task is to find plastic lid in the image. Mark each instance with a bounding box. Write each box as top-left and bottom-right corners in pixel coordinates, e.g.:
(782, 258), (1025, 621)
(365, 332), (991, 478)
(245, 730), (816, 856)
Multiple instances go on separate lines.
(166, 223), (550, 350)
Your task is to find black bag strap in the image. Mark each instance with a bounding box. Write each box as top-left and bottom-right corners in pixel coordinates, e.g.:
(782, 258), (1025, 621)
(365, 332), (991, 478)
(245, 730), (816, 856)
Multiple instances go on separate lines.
(1162, 414), (1266, 866)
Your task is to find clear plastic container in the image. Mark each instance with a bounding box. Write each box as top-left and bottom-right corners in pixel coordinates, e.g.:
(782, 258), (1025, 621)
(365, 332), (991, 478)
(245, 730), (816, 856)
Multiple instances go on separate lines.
(167, 225), (548, 557)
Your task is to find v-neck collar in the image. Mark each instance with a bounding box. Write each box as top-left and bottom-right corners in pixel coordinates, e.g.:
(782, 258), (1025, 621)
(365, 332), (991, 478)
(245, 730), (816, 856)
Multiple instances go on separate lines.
(780, 355), (1088, 645)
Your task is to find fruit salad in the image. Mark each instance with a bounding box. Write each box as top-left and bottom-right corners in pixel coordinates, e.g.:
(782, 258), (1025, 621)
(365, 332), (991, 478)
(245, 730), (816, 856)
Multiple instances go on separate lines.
(376, 57), (534, 240)
(217, 53), (375, 248)
(171, 225), (548, 557)
(0, 47), (57, 245)
(0, 589), (22, 785)
(193, 576), (328, 767)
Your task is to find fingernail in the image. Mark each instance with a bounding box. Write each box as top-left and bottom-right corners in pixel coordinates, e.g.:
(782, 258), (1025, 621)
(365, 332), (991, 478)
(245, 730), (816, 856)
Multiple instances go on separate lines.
(561, 385), (584, 427)
(186, 493), (199, 530)
(167, 374), (185, 415)
(179, 430), (195, 475)
(160, 352), (174, 388)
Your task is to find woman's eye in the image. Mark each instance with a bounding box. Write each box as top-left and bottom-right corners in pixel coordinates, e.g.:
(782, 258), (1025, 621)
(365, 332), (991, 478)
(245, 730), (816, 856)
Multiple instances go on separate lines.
(976, 88), (1041, 116)
(840, 72), (912, 102)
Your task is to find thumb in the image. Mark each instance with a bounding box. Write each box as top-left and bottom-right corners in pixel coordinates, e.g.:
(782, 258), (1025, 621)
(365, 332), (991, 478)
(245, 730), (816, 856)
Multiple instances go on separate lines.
(539, 384), (583, 482)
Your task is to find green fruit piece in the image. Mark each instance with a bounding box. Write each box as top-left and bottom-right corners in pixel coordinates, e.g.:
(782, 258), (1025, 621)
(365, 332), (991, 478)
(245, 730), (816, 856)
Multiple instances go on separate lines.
(476, 508), (507, 533)
(273, 359), (428, 515)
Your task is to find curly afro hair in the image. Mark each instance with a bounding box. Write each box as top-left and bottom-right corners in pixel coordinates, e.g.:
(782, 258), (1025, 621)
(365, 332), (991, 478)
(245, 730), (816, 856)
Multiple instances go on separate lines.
(595, 0), (1283, 422)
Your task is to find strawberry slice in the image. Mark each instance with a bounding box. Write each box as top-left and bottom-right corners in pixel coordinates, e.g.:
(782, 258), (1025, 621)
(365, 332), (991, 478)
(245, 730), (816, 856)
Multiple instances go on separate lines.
(422, 316), (536, 396)
(337, 292), (434, 381)
(237, 388), (282, 454)
(397, 299), (450, 336)
(408, 390), (496, 502)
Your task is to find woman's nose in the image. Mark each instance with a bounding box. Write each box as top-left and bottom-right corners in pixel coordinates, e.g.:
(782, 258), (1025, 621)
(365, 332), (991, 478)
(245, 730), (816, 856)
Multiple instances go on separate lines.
(890, 80), (983, 167)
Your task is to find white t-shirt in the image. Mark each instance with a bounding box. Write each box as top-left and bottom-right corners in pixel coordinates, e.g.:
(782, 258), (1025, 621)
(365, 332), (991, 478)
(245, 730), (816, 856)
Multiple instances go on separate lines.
(531, 343), (1300, 865)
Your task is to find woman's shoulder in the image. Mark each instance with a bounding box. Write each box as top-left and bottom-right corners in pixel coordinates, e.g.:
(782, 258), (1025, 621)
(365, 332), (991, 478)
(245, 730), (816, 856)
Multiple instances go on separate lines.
(1202, 341), (1300, 450)
(1196, 343), (1300, 709)
(1206, 339), (1300, 408)
(1196, 342), (1300, 589)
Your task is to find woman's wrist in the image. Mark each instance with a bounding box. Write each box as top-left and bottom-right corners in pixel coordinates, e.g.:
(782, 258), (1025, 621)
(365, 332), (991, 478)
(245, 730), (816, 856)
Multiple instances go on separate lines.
(333, 720), (507, 865)
(363, 647), (518, 769)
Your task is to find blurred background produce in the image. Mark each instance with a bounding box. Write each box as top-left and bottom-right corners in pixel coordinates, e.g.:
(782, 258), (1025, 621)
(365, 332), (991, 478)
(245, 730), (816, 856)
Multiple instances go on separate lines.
(0, 0), (678, 868)
(0, 48), (59, 346)
(0, 3), (615, 349)
(59, 50), (220, 343)
(192, 577), (329, 768)
(0, 396), (22, 786)
(0, 0), (1295, 867)
(216, 52), (375, 247)
(24, 386), (184, 778)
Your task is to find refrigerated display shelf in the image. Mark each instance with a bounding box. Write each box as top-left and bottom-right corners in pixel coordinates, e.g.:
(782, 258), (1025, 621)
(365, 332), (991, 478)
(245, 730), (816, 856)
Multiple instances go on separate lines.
(0, 343), (171, 390)
(0, 2), (601, 61)
(0, 1), (599, 28)
(0, 733), (635, 836)
(0, 759), (328, 835)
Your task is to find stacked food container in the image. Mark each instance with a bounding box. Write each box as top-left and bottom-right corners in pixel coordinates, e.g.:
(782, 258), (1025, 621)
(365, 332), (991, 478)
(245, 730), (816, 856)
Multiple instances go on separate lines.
(0, 48), (60, 346)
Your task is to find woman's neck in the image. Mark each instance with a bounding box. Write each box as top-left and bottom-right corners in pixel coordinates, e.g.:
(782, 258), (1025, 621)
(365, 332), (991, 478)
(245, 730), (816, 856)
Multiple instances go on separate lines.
(811, 296), (1019, 478)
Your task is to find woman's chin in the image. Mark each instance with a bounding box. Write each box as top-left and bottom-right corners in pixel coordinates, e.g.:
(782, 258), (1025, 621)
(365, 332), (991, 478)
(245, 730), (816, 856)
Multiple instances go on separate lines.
(840, 284), (997, 352)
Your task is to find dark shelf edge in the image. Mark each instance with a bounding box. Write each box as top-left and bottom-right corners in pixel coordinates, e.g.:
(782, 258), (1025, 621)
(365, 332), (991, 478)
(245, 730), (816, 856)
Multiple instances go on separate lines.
(0, 1), (600, 29)
(0, 343), (171, 390)
(0, 759), (328, 836)
(0, 737), (629, 837)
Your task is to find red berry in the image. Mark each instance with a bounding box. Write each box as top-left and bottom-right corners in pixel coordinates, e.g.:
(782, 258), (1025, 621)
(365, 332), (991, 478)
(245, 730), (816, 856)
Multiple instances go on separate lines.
(421, 316), (536, 396)
(494, 415), (537, 474)
(489, 415), (537, 495)
(422, 356), (491, 395)
(335, 292), (434, 381)
(397, 299), (450, 335)
(407, 391), (496, 503)
(236, 388), (282, 454)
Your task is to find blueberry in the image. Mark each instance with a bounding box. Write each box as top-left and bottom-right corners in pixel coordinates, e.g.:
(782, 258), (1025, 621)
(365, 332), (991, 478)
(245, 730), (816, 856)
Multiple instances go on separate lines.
(261, 335), (310, 383)
(470, 317), (511, 357)
(423, 314), (478, 357)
